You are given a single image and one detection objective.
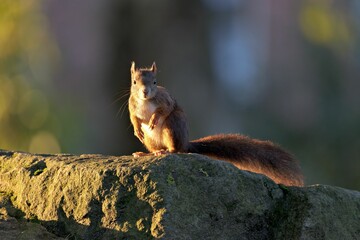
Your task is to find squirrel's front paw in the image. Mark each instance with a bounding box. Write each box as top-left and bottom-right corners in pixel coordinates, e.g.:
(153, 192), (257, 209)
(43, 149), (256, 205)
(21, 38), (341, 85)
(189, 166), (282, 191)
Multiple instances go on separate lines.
(134, 130), (144, 143)
(133, 152), (150, 157)
(148, 117), (158, 130)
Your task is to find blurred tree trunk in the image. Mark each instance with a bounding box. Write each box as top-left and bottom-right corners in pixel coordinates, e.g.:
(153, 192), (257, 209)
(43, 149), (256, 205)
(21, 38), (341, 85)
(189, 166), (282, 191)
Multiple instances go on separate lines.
(44, 0), (122, 154)
(108, 0), (213, 154)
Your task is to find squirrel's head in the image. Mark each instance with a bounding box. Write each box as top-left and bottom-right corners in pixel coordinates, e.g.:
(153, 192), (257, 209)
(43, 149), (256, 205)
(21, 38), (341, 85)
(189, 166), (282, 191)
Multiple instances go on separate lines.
(130, 61), (158, 100)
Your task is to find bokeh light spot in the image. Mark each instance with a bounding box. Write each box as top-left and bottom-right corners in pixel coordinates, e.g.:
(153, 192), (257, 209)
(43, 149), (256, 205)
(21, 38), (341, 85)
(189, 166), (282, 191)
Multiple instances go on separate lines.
(29, 131), (61, 154)
(299, 0), (354, 51)
(300, 4), (333, 45)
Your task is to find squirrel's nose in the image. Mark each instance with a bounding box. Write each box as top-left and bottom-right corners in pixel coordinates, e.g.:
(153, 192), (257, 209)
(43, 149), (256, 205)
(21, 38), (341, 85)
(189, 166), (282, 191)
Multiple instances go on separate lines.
(143, 89), (149, 97)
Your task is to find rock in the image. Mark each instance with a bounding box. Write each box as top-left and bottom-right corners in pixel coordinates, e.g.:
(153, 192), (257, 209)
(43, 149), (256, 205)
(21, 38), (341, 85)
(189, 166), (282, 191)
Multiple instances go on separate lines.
(0, 150), (359, 239)
(0, 192), (64, 240)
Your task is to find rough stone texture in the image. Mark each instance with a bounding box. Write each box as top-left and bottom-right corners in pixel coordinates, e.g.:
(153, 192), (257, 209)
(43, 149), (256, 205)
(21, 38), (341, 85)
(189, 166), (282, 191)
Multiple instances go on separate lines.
(0, 150), (359, 240)
(0, 193), (65, 240)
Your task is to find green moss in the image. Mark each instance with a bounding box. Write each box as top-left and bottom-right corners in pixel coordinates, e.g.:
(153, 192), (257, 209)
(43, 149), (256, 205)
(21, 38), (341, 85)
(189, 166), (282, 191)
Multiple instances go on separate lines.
(33, 168), (46, 176)
(166, 173), (175, 185)
(25, 160), (47, 176)
(279, 184), (289, 193)
(199, 168), (209, 177)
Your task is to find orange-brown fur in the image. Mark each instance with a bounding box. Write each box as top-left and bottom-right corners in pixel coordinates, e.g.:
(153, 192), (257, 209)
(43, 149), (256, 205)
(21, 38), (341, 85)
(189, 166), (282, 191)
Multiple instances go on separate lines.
(128, 62), (304, 186)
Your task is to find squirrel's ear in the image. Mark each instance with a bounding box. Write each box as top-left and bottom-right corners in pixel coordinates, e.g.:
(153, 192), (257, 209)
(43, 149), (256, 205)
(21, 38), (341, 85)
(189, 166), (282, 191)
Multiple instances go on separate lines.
(150, 62), (157, 74)
(131, 61), (136, 74)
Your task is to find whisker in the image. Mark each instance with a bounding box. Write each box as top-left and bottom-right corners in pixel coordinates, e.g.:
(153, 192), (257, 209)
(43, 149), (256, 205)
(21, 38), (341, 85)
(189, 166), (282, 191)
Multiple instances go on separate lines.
(112, 93), (130, 105)
(112, 90), (130, 101)
(116, 100), (129, 119)
(113, 89), (130, 97)
(120, 101), (129, 119)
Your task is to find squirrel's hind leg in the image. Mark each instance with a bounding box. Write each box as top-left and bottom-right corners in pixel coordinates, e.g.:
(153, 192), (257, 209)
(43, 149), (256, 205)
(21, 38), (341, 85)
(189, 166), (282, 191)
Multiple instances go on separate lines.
(161, 110), (189, 153)
(162, 128), (187, 153)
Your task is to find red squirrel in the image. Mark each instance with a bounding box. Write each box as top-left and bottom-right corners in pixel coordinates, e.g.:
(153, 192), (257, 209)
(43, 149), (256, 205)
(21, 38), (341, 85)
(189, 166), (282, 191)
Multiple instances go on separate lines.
(128, 62), (304, 186)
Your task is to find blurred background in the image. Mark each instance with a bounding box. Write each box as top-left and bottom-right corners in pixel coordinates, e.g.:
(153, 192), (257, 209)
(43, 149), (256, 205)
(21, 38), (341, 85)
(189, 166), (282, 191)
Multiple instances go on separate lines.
(0, 0), (359, 190)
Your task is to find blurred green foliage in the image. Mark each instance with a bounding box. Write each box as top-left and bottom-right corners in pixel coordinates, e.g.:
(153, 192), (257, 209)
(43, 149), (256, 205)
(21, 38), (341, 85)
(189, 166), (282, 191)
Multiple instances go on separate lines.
(0, 0), (61, 153)
(300, 0), (354, 50)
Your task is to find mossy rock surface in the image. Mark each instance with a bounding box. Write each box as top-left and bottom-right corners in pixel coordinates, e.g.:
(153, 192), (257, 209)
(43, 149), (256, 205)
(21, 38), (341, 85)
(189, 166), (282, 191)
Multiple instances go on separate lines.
(0, 150), (359, 239)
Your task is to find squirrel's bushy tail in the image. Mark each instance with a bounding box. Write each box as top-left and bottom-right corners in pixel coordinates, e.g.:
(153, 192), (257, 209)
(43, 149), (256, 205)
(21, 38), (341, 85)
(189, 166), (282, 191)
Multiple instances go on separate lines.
(188, 134), (304, 186)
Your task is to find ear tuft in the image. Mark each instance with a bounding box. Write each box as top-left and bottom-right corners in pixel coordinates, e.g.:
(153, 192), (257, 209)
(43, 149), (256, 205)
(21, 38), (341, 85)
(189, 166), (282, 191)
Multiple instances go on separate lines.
(150, 62), (157, 74)
(131, 61), (136, 73)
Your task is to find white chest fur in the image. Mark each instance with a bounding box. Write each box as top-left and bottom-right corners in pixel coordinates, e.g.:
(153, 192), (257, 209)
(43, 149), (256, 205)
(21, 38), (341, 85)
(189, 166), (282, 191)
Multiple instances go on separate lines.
(135, 100), (157, 122)
(135, 100), (164, 142)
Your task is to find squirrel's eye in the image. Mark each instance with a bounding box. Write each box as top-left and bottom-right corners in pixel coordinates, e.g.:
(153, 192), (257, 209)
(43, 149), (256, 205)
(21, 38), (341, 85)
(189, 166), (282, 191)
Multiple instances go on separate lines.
(133, 80), (136, 85)
(153, 81), (157, 85)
